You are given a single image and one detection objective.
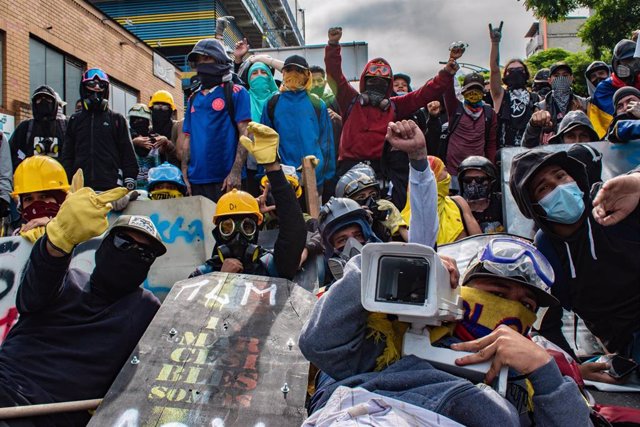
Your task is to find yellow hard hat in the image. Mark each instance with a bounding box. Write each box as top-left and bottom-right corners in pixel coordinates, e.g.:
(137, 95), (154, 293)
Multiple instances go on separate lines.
(148, 90), (177, 111)
(213, 189), (263, 225)
(12, 156), (70, 198)
(260, 174), (302, 198)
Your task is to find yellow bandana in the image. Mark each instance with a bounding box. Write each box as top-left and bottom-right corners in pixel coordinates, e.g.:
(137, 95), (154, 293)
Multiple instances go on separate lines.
(281, 69), (312, 92)
(436, 175), (465, 245)
(150, 189), (184, 200)
(459, 287), (537, 339)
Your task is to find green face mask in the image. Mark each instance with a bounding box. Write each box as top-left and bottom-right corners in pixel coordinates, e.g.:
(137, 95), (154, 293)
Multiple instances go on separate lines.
(250, 75), (273, 98)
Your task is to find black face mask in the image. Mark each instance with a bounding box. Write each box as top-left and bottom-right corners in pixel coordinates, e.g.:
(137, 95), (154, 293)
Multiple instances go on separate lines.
(364, 77), (389, 107)
(197, 63), (232, 89)
(503, 69), (527, 89)
(151, 110), (173, 134)
(90, 235), (153, 301)
(32, 99), (57, 121)
(462, 181), (491, 201)
(130, 118), (150, 137)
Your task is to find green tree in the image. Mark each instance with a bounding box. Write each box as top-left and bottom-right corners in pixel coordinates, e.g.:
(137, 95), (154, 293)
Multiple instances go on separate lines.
(520, 0), (639, 58)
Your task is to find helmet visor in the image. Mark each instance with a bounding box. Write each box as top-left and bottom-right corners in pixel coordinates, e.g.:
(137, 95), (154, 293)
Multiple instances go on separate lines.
(479, 238), (555, 289)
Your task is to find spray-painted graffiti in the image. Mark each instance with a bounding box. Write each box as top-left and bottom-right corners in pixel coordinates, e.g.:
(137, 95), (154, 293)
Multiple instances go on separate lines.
(150, 213), (204, 244)
(0, 237), (32, 341)
(89, 272), (314, 426)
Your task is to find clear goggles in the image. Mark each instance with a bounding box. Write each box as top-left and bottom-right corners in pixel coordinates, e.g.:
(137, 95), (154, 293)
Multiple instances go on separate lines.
(218, 217), (258, 239)
(478, 238), (555, 290)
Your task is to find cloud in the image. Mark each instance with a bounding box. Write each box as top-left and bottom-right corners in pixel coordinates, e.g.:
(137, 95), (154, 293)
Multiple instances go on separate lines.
(298, 0), (535, 83)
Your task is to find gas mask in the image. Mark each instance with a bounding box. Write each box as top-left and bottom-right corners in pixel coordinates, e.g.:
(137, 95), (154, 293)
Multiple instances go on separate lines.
(362, 77), (391, 110)
(328, 237), (364, 280)
(83, 89), (108, 111)
(616, 59), (640, 85)
(33, 137), (59, 157)
(213, 217), (261, 268)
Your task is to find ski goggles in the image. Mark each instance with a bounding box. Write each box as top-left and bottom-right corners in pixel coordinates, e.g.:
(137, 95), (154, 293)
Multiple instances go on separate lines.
(130, 104), (151, 114)
(479, 238), (555, 289)
(82, 68), (110, 83)
(218, 217), (258, 239)
(366, 63), (391, 77)
(113, 232), (157, 262)
(151, 104), (172, 111)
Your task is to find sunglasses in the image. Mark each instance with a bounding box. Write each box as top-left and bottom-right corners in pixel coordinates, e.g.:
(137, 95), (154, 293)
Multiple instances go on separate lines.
(461, 176), (491, 185)
(113, 232), (157, 262)
(367, 63), (391, 77)
(218, 217), (258, 239)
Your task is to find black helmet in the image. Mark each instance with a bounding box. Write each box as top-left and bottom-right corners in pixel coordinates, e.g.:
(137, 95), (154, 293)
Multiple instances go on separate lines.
(612, 39), (638, 84)
(533, 68), (550, 83)
(458, 156), (498, 182)
(31, 85), (58, 121)
(585, 61), (609, 79)
(187, 38), (232, 67)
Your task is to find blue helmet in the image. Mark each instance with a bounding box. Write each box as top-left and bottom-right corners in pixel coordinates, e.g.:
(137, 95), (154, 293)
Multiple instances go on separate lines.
(319, 197), (380, 257)
(147, 162), (187, 195)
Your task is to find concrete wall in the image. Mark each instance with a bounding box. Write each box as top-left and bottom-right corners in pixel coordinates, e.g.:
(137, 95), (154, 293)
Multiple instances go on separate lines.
(546, 18), (588, 53)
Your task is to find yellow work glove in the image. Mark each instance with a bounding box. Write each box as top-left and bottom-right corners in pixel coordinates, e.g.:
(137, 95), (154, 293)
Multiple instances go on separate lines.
(377, 199), (407, 235)
(20, 226), (46, 244)
(239, 122), (279, 165)
(46, 186), (128, 254)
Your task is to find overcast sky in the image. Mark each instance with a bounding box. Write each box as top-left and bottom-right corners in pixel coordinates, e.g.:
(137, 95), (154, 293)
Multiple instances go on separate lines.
(294, 0), (537, 83)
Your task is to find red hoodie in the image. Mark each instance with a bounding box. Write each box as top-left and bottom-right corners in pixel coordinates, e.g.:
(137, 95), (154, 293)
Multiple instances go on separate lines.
(325, 43), (453, 161)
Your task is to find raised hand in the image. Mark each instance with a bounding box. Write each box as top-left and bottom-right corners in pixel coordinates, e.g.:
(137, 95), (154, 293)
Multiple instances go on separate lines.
(385, 120), (427, 160)
(488, 21), (504, 43)
(328, 27), (342, 44)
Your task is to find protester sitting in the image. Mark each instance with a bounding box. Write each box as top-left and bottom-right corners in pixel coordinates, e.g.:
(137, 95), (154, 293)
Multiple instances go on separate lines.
(334, 162), (407, 242)
(547, 111), (600, 144)
(0, 178), (165, 426)
(299, 237), (591, 425)
(11, 156), (69, 243)
(523, 62), (589, 147)
(457, 156), (504, 233)
(146, 162), (188, 200)
(606, 86), (640, 143)
(510, 150), (640, 370)
(189, 123), (305, 280)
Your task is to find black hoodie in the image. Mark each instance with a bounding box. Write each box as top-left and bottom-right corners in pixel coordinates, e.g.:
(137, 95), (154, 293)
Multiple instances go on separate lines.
(510, 150), (640, 355)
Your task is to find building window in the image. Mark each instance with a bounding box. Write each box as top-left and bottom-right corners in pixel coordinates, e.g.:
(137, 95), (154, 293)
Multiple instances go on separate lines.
(109, 80), (138, 118)
(29, 38), (84, 115)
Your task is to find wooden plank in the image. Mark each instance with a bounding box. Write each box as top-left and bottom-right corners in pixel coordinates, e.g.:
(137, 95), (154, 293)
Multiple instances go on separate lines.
(89, 272), (316, 427)
(301, 157), (320, 219)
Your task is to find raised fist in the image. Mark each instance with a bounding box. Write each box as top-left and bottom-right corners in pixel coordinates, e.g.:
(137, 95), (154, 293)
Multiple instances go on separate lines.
(530, 110), (552, 128)
(328, 27), (343, 44)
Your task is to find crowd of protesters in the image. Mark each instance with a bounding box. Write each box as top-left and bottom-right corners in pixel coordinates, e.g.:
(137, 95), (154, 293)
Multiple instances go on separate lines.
(0, 20), (638, 426)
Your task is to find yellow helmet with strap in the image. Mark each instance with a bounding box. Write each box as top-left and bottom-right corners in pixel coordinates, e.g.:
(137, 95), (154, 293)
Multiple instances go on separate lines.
(213, 189), (263, 225)
(12, 156), (70, 198)
(148, 90), (177, 111)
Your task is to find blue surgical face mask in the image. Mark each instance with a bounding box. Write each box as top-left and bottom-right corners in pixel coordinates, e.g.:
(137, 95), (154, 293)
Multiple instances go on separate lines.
(537, 182), (585, 224)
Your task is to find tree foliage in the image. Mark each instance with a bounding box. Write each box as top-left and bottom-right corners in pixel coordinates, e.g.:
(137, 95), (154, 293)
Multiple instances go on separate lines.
(521, 0), (639, 59)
